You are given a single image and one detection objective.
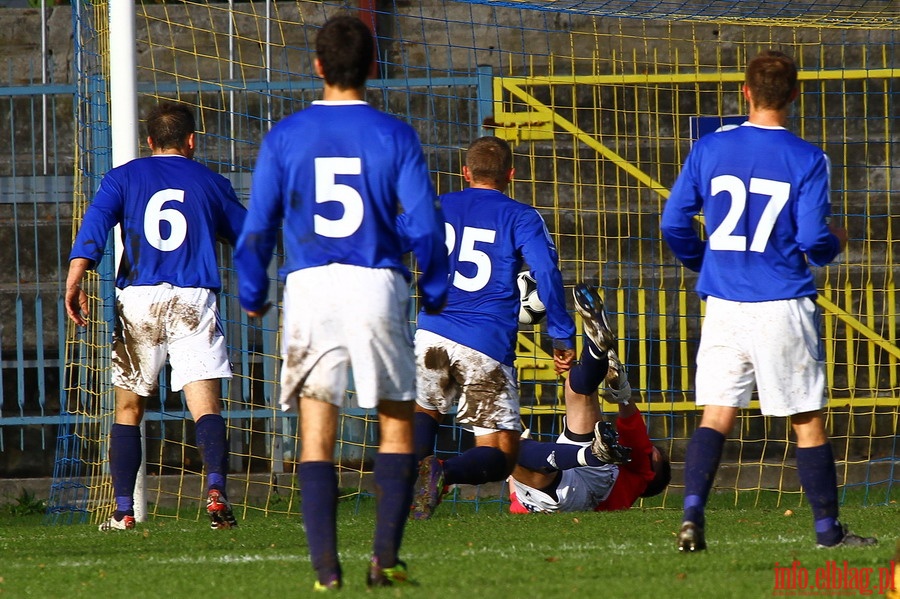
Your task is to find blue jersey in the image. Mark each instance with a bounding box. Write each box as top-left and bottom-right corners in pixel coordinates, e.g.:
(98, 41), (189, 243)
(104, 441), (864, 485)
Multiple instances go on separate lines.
(410, 187), (575, 366)
(235, 100), (448, 313)
(69, 155), (246, 291)
(660, 122), (842, 302)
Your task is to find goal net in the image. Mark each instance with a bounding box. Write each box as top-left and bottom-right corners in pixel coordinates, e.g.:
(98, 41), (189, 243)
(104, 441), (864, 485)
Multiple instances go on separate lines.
(48, 0), (899, 524)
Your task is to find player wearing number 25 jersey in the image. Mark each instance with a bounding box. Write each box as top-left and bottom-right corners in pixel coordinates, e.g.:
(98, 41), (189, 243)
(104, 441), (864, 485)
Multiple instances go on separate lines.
(66, 101), (246, 532)
(661, 51), (875, 552)
(234, 16), (448, 590)
(406, 136), (576, 521)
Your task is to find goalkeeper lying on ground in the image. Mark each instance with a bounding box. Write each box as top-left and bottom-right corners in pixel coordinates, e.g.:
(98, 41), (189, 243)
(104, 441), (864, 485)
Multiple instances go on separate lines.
(508, 284), (671, 513)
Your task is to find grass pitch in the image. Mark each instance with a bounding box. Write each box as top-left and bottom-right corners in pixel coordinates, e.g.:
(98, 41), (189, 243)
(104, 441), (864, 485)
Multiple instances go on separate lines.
(1, 497), (896, 598)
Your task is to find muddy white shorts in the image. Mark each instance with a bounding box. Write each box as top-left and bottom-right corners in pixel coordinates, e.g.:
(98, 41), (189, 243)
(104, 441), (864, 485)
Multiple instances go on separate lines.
(695, 296), (827, 417)
(279, 263), (416, 411)
(112, 284), (231, 395)
(415, 329), (521, 434)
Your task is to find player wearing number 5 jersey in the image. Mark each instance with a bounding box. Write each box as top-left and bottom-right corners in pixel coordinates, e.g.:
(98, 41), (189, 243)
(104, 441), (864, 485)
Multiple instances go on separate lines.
(404, 136), (577, 520)
(234, 15), (448, 591)
(661, 50), (875, 551)
(66, 101), (247, 532)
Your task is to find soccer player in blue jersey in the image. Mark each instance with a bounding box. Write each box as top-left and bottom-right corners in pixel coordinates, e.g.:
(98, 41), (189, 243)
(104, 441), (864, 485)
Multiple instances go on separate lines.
(233, 15), (449, 591)
(407, 135), (577, 520)
(661, 50), (876, 551)
(65, 101), (247, 532)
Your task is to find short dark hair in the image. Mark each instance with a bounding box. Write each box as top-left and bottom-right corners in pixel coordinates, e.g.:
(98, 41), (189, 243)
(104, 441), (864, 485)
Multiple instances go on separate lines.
(316, 15), (374, 90)
(466, 136), (513, 187)
(146, 102), (195, 150)
(640, 444), (672, 498)
(745, 50), (798, 111)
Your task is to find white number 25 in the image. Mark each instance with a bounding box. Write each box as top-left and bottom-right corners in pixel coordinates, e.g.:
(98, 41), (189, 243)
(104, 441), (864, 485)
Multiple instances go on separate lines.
(707, 175), (791, 253)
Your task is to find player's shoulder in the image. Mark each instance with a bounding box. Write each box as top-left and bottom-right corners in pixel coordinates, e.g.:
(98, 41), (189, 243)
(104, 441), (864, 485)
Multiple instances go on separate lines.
(441, 188), (532, 214)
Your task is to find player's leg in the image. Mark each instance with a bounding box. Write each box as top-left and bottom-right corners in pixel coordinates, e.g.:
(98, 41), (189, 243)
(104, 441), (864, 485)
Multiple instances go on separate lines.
(368, 398), (417, 586)
(413, 405), (442, 461)
(102, 286), (165, 531)
(279, 265), (354, 590)
(678, 297), (752, 552)
(792, 411), (876, 547)
(100, 387), (145, 531)
(678, 403), (736, 550)
(566, 287), (633, 463)
(755, 298), (875, 548)
(168, 287), (236, 529)
(413, 344), (522, 519)
(412, 329), (457, 461)
(298, 396), (343, 589)
(339, 264), (420, 587)
(183, 378), (236, 529)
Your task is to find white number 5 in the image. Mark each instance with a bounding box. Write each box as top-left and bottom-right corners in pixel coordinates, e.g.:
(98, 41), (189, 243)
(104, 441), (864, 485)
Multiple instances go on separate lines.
(708, 175), (791, 253)
(315, 157), (364, 238)
(445, 224), (496, 292)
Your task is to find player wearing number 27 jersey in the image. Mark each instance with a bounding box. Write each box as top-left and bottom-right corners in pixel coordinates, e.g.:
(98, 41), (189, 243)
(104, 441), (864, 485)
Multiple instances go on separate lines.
(660, 120), (840, 302)
(661, 51), (875, 552)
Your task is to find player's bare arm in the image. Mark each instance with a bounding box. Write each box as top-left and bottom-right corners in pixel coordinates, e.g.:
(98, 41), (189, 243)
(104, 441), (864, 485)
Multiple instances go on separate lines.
(65, 257), (93, 326)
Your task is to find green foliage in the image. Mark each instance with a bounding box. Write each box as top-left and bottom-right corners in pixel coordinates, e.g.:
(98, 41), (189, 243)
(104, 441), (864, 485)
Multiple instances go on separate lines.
(2, 488), (47, 516)
(0, 501), (895, 598)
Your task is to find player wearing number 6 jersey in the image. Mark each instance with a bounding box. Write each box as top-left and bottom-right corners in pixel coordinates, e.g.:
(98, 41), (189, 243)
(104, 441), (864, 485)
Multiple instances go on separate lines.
(661, 50), (875, 551)
(403, 136), (577, 521)
(66, 101), (247, 532)
(234, 15), (448, 591)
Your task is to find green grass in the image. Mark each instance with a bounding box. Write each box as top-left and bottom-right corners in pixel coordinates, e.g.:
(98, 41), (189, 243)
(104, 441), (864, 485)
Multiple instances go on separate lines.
(1, 498), (897, 598)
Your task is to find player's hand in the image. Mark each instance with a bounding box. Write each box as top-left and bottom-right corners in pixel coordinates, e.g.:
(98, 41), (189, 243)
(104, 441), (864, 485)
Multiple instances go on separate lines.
(828, 223), (848, 251)
(553, 348), (576, 375)
(244, 302), (272, 318)
(423, 298), (447, 315)
(65, 284), (90, 327)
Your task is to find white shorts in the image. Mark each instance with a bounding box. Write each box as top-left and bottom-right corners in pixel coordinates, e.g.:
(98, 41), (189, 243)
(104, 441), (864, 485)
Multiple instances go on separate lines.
(508, 430), (618, 513)
(415, 329), (521, 434)
(279, 264), (416, 411)
(695, 296), (827, 417)
(112, 284), (231, 395)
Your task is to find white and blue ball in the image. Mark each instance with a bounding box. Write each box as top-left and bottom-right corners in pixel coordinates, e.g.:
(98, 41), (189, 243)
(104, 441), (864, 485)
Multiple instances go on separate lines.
(517, 271), (546, 325)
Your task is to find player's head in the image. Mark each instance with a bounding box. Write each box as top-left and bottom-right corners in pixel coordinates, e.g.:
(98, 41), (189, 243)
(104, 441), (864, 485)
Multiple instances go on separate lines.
(639, 444), (671, 498)
(146, 101), (196, 153)
(315, 15), (374, 90)
(744, 50), (798, 111)
(464, 136), (514, 190)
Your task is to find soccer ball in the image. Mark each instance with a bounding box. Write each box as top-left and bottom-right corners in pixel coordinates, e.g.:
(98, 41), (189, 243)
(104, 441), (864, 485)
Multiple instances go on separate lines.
(517, 271), (546, 325)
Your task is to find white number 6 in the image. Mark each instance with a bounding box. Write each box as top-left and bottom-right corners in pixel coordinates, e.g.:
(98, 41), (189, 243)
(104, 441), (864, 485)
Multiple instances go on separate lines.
(144, 188), (187, 252)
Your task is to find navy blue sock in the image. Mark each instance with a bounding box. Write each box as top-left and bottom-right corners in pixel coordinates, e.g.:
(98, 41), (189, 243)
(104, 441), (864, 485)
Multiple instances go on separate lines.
(372, 453), (416, 568)
(298, 461), (341, 585)
(796, 443), (842, 546)
(518, 439), (603, 472)
(413, 412), (440, 461)
(443, 446), (507, 485)
(568, 345), (609, 396)
(682, 427), (726, 527)
(110, 423), (142, 515)
(195, 413), (228, 495)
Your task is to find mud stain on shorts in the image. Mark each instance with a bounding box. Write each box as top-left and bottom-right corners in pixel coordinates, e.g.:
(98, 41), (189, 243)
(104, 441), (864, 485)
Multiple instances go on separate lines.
(459, 358), (514, 430)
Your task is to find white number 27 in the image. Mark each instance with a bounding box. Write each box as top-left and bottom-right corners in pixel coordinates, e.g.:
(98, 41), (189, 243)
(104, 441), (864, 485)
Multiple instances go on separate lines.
(707, 175), (791, 253)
